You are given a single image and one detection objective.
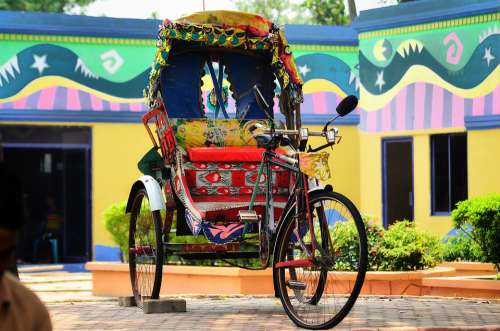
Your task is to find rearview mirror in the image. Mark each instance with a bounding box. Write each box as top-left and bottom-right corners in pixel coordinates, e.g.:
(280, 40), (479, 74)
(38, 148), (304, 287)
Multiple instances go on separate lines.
(336, 95), (358, 117)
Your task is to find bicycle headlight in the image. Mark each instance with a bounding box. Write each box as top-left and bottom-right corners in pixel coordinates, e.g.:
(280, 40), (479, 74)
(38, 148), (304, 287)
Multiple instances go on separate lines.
(326, 129), (337, 143)
(299, 128), (309, 142)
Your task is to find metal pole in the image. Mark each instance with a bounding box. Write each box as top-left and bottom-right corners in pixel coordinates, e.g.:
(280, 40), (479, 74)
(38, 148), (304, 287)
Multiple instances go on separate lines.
(202, 0), (206, 11)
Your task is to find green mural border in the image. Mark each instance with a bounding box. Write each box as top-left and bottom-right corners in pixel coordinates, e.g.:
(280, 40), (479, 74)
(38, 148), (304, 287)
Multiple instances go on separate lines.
(0, 34), (359, 51)
(0, 33), (155, 46)
(291, 44), (358, 52)
(359, 12), (500, 40)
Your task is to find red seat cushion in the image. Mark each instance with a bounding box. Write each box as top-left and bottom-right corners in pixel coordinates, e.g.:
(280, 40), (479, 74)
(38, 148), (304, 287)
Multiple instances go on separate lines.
(187, 147), (284, 162)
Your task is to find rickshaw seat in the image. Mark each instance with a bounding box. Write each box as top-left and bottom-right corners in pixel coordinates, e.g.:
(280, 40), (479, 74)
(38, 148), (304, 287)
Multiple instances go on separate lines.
(171, 119), (291, 211)
(187, 147), (285, 163)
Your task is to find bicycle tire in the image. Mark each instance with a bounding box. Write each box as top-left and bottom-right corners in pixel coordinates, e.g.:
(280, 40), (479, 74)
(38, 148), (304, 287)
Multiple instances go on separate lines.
(129, 188), (164, 308)
(274, 190), (367, 329)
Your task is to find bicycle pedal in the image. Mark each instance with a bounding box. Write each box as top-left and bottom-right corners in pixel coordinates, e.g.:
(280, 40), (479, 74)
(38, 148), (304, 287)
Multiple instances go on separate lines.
(287, 280), (307, 291)
(238, 210), (259, 223)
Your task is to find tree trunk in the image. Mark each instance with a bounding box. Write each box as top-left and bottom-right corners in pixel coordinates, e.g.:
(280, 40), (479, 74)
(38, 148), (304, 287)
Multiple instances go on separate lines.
(347, 0), (357, 20)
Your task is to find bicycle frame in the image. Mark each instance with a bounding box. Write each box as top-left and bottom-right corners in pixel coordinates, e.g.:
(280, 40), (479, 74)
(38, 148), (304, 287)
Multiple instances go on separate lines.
(247, 149), (322, 267)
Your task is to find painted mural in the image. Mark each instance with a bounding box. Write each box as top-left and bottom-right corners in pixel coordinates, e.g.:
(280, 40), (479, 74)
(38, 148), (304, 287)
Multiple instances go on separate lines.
(0, 35), (152, 112)
(357, 13), (500, 132)
(0, 32), (358, 119)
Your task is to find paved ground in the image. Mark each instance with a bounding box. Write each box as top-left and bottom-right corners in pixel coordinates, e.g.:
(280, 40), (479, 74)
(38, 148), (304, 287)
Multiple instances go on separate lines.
(46, 296), (500, 331)
(21, 271), (500, 330)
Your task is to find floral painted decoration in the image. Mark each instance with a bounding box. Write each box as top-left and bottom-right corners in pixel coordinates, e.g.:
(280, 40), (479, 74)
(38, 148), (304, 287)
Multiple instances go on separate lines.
(169, 118), (284, 149)
(298, 152), (331, 182)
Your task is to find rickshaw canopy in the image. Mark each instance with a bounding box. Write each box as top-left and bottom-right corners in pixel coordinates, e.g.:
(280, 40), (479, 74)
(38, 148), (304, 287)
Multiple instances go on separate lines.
(145, 10), (303, 119)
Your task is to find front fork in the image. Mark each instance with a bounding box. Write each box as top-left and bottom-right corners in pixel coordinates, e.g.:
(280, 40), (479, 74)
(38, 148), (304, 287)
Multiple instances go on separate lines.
(275, 178), (329, 269)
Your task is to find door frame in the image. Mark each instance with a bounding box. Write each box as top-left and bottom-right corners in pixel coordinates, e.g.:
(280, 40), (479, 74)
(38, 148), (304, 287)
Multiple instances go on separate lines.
(2, 141), (92, 262)
(381, 137), (414, 228)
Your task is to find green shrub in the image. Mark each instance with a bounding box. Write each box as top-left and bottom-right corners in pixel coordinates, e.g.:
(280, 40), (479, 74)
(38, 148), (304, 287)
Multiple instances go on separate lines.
(443, 230), (485, 262)
(331, 218), (443, 271)
(331, 217), (384, 271)
(103, 200), (163, 262)
(378, 221), (443, 271)
(452, 194), (500, 270)
(103, 201), (129, 261)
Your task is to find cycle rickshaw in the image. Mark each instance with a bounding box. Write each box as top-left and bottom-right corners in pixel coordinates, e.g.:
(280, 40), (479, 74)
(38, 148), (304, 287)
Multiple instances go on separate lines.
(126, 10), (367, 329)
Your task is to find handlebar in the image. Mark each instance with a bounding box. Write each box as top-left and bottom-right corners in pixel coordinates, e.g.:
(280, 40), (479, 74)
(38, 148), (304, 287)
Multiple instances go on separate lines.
(261, 128), (328, 137)
(250, 123), (340, 152)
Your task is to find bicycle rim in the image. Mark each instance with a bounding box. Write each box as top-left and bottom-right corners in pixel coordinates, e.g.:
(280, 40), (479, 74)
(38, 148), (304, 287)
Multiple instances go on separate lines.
(275, 191), (367, 329)
(129, 189), (164, 308)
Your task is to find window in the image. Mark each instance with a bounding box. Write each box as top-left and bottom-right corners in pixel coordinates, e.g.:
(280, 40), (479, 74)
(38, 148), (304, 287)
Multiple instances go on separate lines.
(431, 133), (468, 214)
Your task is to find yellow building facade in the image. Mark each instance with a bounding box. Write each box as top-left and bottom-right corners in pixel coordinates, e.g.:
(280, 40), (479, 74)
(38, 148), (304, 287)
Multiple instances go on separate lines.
(0, 0), (498, 261)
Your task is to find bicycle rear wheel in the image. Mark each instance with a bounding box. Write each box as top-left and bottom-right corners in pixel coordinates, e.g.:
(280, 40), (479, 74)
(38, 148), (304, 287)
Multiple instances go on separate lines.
(129, 188), (164, 308)
(274, 190), (367, 329)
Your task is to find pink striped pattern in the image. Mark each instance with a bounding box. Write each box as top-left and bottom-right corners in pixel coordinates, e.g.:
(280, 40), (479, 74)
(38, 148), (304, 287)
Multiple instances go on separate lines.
(312, 92), (327, 114)
(109, 102), (120, 111)
(37, 87), (56, 110)
(472, 97), (485, 116)
(12, 96), (27, 109)
(336, 93), (343, 108)
(452, 94), (464, 127)
(413, 82), (426, 130)
(493, 86), (500, 115)
(381, 102), (392, 131)
(395, 86), (407, 131)
(431, 85), (443, 128)
(90, 94), (103, 111)
(366, 110), (377, 132)
(129, 102), (144, 112)
(67, 89), (81, 110)
(360, 84), (500, 132)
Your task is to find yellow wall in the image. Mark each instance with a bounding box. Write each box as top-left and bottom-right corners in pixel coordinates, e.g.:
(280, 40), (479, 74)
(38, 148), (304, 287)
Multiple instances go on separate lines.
(359, 128), (469, 237)
(468, 128), (500, 197)
(92, 123), (151, 248)
(359, 131), (382, 224)
(307, 125), (360, 207)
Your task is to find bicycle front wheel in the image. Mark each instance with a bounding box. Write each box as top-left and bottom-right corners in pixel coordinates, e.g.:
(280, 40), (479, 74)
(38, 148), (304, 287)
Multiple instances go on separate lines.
(129, 188), (164, 308)
(274, 191), (367, 329)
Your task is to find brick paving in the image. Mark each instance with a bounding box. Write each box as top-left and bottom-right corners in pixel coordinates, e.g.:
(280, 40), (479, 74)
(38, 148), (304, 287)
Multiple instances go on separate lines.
(45, 296), (500, 330)
(22, 271), (500, 330)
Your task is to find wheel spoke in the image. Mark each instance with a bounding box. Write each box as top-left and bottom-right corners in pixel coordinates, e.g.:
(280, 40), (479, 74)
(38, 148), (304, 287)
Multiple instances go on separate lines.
(275, 192), (367, 329)
(128, 190), (164, 308)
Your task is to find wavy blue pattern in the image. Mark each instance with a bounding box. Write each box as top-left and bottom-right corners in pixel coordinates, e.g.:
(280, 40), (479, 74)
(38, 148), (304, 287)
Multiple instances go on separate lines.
(0, 44), (149, 99)
(359, 34), (499, 95)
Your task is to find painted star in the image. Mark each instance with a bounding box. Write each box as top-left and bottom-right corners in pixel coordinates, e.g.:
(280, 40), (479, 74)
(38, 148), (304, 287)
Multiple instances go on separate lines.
(298, 64), (311, 77)
(483, 47), (495, 67)
(375, 70), (385, 91)
(30, 54), (49, 75)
